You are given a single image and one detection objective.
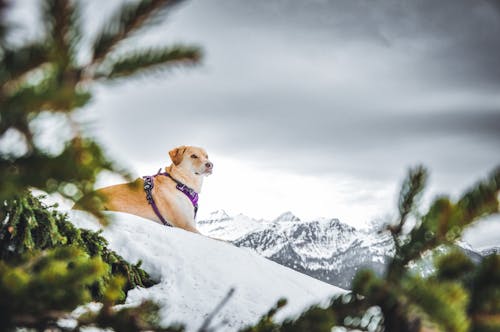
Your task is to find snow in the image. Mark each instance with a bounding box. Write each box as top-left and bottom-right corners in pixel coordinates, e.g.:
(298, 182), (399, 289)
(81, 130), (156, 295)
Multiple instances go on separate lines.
(198, 213), (264, 241)
(273, 211), (301, 222)
(67, 210), (345, 331)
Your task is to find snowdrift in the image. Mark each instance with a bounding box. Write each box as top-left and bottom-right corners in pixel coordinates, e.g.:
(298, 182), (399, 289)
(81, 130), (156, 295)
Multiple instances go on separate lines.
(68, 211), (345, 331)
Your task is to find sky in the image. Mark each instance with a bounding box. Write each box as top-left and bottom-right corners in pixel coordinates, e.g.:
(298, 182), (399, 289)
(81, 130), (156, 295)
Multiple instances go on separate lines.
(8, 0), (500, 247)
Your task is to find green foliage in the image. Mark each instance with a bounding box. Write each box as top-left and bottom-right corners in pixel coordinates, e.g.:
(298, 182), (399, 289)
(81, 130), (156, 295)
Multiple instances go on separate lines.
(468, 254), (500, 332)
(0, 247), (108, 329)
(397, 165), (427, 230)
(277, 306), (338, 332)
(435, 249), (475, 281)
(0, 192), (155, 300)
(91, 0), (186, 63)
(79, 300), (184, 332)
(404, 277), (469, 332)
(101, 45), (202, 80)
(0, 247), (181, 331)
(240, 299), (288, 332)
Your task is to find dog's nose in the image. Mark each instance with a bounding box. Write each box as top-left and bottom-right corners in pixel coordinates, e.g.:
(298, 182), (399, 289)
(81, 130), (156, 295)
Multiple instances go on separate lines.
(205, 162), (213, 169)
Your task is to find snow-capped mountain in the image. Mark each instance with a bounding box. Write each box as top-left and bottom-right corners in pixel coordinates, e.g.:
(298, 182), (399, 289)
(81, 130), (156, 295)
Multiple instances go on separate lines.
(68, 210), (344, 331)
(198, 211), (491, 289)
(198, 211), (395, 289)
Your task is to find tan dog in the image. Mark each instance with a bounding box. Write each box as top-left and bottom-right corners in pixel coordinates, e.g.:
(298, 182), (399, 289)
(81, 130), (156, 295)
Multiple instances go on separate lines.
(91, 145), (212, 234)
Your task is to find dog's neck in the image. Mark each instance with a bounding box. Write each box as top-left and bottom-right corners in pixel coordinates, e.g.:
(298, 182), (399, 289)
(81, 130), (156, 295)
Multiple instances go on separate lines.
(165, 165), (203, 193)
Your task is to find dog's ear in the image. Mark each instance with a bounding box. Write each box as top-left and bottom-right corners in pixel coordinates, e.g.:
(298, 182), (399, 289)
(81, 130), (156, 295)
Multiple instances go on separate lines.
(169, 146), (187, 165)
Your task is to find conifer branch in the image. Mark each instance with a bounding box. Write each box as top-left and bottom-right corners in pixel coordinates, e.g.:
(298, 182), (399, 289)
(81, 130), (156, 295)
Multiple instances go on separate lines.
(395, 167), (500, 269)
(99, 45), (201, 80)
(0, 43), (49, 85)
(0, 0), (9, 47)
(397, 165), (427, 228)
(389, 165), (427, 249)
(42, 0), (73, 67)
(403, 277), (469, 332)
(91, 0), (184, 64)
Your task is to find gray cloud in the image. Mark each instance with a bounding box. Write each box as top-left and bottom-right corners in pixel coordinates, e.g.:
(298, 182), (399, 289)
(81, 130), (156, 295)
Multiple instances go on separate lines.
(10, 0), (500, 245)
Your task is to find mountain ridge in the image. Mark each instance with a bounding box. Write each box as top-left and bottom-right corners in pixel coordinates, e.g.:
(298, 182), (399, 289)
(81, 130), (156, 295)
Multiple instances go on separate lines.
(198, 211), (485, 289)
(198, 211), (394, 288)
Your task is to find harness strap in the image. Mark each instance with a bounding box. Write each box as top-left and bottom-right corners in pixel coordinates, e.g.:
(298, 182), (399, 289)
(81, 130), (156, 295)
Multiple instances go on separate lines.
(161, 171), (199, 218)
(142, 169), (199, 226)
(143, 175), (173, 227)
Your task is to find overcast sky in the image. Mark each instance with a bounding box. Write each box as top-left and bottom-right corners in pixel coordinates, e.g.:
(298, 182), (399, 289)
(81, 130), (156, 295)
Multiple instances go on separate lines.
(9, 0), (500, 248)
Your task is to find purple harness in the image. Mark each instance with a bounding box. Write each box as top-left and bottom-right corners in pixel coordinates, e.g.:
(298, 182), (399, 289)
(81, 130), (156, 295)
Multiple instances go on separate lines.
(142, 170), (199, 227)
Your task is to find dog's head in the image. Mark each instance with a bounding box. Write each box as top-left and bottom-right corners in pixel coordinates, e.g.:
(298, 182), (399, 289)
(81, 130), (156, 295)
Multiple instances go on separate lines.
(169, 145), (213, 176)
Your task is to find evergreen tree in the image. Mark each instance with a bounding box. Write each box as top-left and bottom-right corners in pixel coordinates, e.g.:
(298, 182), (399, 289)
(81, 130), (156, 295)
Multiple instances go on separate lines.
(1, 0), (200, 330)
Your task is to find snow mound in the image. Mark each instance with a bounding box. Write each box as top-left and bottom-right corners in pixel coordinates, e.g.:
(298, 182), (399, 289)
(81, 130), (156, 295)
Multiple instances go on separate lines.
(68, 211), (345, 331)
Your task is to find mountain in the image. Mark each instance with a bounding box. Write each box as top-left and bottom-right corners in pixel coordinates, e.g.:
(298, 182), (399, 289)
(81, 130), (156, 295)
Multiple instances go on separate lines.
(67, 210), (344, 331)
(198, 212), (395, 289)
(198, 212), (489, 289)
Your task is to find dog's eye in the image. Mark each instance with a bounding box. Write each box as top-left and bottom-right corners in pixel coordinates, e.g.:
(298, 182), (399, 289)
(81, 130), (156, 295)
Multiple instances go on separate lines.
(191, 154), (198, 159)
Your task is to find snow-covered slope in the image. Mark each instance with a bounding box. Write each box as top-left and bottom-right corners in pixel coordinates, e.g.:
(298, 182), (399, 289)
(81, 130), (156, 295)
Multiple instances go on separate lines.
(68, 211), (345, 331)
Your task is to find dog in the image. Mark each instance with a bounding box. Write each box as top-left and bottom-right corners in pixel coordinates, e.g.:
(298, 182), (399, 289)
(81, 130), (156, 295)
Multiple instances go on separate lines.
(88, 145), (212, 234)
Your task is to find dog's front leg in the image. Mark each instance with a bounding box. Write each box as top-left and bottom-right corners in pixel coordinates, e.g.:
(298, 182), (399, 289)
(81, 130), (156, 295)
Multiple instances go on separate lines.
(182, 223), (202, 234)
(169, 209), (202, 234)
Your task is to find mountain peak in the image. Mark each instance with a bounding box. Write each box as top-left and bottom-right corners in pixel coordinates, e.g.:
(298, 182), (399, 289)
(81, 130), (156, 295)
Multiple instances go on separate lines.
(274, 211), (301, 222)
(210, 209), (230, 219)
(198, 210), (230, 224)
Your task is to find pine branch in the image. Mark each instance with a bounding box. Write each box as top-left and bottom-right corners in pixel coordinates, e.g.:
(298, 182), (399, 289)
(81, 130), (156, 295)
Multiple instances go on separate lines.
(67, 1), (83, 62)
(239, 298), (287, 332)
(453, 166), (500, 226)
(403, 277), (470, 332)
(1, 74), (91, 126)
(394, 167), (500, 269)
(0, 43), (49, 85)
(0, 0), (9, 47)
(42, 0), (73, 67)
(389, 166), (427, 249)
(99, 45), (201, 80)
(468, 254), (500, 331)
(397, 165), (427, 228)
(91, 0), (184, 64)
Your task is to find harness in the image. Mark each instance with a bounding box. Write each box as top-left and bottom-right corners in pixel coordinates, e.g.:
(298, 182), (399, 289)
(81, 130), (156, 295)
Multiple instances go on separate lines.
(142, 169), (199, 227)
